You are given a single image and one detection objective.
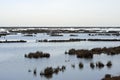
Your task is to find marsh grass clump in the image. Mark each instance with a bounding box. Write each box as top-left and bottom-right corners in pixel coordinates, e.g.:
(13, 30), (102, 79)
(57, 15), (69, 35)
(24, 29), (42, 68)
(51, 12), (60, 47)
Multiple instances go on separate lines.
(69, 34), (78, 36)
(90, 62), (95, 69)
(37, 39), (86, 42)
(40, 67), (54, 79)
(44, 67), (53, 75)
(76, 50), (93, 59)
(106, 61), (112, 68)
(104, 74), (111, 78)
(96, 61), (104, 69)
(61, 66), (66, 72)
(68, 49), (76, 55)
(40, 66), (66, 78)
(54, 67), (60, 74)
(66, 49), (93, 59)
(101, 74), (113, 80)
(65, 51), (68, 54)
(25, 51), (50, 59)
(91, 48), (102, 54)
(66, 46), (120, 59)
(0, 40), (27, 43)
(33, 68), (37, 76)
(79, 62), (84, 69)
(101, 74), (120, 80)
(88, 39), (120, 41)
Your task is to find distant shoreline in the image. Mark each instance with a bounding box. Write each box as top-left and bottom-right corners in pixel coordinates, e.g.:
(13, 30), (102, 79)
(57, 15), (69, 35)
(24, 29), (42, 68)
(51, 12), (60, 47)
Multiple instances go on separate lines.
(0, 26), (120, 29)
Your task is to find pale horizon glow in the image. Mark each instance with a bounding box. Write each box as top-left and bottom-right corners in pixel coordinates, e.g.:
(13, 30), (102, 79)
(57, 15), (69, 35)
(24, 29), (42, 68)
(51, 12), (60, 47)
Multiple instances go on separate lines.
(0, 0), (120, 27)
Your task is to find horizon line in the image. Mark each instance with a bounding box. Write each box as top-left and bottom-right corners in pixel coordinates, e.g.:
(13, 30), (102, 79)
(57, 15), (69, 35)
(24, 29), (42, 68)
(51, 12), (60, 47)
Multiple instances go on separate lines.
(0, 26), (120, 28)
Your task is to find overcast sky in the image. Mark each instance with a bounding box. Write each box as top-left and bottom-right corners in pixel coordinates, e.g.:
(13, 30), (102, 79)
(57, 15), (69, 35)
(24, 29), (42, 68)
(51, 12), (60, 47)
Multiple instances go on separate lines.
(0, 0), (120, 27)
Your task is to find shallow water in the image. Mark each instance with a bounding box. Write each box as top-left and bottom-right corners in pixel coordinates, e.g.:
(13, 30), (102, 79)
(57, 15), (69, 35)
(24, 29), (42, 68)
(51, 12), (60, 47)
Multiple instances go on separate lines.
(0, 33), (120, 80)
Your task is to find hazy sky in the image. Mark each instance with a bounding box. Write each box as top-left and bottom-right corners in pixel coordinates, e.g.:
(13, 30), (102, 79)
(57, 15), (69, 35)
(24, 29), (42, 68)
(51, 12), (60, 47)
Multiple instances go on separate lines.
(0, 0), (120, 26)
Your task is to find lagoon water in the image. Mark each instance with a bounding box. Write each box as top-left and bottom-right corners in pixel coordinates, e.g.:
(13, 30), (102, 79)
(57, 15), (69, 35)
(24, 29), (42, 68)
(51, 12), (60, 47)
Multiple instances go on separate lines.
(0, 33), (120, 80)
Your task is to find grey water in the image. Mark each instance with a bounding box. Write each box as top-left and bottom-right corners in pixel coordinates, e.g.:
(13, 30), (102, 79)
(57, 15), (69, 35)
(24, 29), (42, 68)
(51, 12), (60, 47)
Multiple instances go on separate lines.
(0, 33), (120, 80)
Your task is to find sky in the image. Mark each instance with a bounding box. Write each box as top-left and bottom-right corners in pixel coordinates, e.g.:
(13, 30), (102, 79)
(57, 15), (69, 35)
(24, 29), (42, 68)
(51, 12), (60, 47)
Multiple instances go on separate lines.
(0, 0), (120, 27)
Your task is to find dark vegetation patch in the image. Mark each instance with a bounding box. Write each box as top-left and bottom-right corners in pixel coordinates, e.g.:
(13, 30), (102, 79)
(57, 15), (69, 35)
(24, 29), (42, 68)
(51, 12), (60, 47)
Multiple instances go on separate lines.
(88, 39), (120, 41)
(25, 51), (50, 59)
(0, 40), (27, 43)
(89, 61), (112, 69)
(10, 29), (50, 34)
(79, 62), (84, 69)
(91, 62), (105, 69)
(37, 39), (120, 43)
(0, 34), (9, 37)
(40, 66), (66, 79)
(96, 61), (105, 69)
(90, 62), (95, 69)
(70, 34), (78, 36)
(102, 74), (120, 80)
(106, 61), (112, 68)
(88, 33), (120, 36)
(37, 39), (86, 42)
(65, 46), (120, 59)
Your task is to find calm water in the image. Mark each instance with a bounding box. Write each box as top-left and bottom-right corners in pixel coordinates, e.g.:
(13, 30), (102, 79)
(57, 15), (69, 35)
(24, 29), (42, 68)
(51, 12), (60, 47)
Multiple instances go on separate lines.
(0, 33), (120, 80)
